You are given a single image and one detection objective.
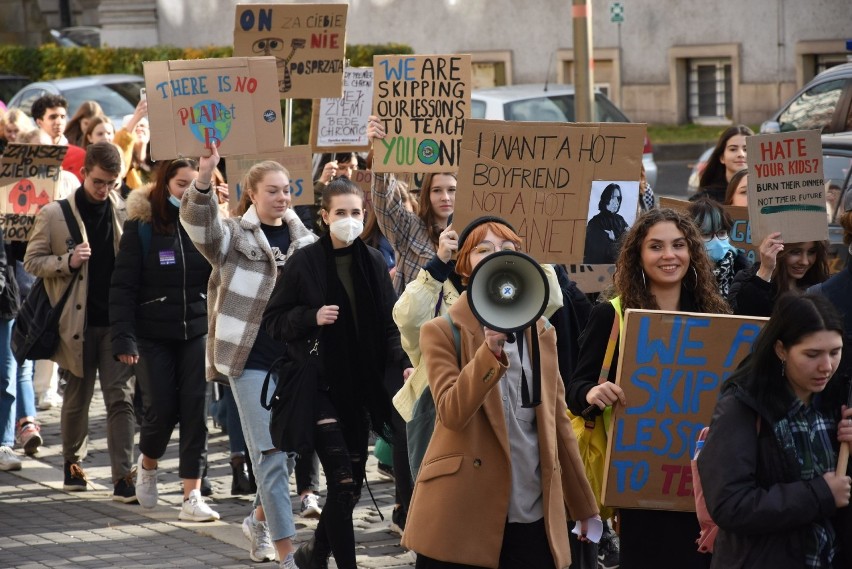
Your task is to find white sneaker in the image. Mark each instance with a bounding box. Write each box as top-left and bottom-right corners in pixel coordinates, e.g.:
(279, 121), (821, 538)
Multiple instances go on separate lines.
(300, 493), (322, 518)
(38, 391), (62, 411)
(178, 489), (220, 522)
(0, 446), (21, 471)
(242, 511), (276, 562)
(280, 553), (297, 569)
(135, 454), (159, 509)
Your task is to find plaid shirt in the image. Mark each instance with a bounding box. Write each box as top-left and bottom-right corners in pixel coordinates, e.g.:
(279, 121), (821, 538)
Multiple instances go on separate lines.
(774, 398), (838, 568)
(179, 181), (317, 380)
(372, 173), (436, 296)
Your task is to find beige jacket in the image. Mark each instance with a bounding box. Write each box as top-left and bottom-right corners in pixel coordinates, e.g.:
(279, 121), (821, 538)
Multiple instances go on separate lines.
(401, 293), (598, 568)
(23, 189), (126, 377)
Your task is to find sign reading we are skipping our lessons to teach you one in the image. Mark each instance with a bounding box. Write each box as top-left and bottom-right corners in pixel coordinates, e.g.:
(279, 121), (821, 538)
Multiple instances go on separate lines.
(452, 120), (644, 265)
(601, 309), (767, 512)
(144, 57), (285, 161)
(0, 144), (67, 241)
(747, 130), (827, 244)
(233, 3), (347, 99)
(371, 54), (471, 173)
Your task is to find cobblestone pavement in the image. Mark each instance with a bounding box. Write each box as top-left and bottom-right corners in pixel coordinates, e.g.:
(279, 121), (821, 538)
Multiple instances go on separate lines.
(0, 390), (416, 569)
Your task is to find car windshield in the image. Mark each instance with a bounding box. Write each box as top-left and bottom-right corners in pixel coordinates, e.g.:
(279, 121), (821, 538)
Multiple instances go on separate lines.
(503, 93), (628, 122)
(63, 82), (142, 119)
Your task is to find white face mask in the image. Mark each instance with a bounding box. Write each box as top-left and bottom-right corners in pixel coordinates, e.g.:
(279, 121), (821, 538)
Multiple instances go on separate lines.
(329, 217), (363, 245)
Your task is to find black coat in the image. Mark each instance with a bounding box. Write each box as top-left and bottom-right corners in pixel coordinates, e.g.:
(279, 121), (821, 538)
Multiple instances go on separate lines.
(262, 234), (408, 434)
(698, 381), (846, 568)
(728, 262), (777, 317)
(110, 188), (211, 357)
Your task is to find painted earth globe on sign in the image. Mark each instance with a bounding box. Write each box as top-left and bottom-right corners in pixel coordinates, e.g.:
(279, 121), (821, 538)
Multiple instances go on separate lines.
(188, 100), (233, 145)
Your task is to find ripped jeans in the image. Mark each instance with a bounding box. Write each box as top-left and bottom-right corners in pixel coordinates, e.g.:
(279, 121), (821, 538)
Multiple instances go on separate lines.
(312, 391), (368, 569)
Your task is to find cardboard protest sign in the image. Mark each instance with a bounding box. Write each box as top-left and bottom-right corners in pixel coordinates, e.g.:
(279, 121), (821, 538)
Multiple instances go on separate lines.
(602, 309), (767, 511)
(311, 67), (373, 152)
(454, 120), (645, 264)
(659, 197), (757, 262)
(747, 130), (827, 243)
(350, 169), (374, 211)
(0, 144), (67, 241)
(567, 264), (615, 293)
(233, 3), (347, 99)
(371, 54), (472, 173)
(227, 145), (314, 210)
(144, 57), (285, 161)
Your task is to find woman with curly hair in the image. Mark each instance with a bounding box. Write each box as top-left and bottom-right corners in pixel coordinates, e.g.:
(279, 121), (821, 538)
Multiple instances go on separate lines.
(566, 208), (729, 569)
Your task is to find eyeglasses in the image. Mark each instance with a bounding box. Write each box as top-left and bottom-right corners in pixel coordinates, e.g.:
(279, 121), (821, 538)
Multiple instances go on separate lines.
(473, 242), (518, 255)
(701, 230), (729, 242)
(90, 177), (120, 190)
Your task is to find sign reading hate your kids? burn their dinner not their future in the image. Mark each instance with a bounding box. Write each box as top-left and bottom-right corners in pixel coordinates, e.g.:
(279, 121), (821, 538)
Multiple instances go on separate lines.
(602, 309), (767, 512)
(144, 57), (285, 161)
(0, 144), (67, 241)
(233, 3), (347, 99)
(747, 129), (827, 244)
(453, 120), (645, 265)
(371, 54), (471, 173)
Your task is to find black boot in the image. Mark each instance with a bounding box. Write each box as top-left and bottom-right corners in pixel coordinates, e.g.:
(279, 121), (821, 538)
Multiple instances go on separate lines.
(245, 451), (258, 493)
(230, 455), (253, 496)
(293, 536), (330, 569)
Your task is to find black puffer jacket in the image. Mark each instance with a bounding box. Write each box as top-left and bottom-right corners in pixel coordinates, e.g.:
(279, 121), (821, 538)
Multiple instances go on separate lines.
(698, 380), (845, 569)
(110, 187), (212, 356)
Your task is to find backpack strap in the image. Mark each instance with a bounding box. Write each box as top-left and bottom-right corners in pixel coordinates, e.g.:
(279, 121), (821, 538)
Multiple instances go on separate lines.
(598, 297), (622, 385)
(442, 312), (461, 368)
(138, 222), (153, 259)
(59, 199), (83, 246)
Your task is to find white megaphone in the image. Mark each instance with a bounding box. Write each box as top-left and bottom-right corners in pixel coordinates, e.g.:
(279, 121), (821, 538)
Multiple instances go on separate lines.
(467, 250), (550, 339)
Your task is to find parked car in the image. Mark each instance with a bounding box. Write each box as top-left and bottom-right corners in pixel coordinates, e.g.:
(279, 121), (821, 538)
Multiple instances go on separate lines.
(7, 74), (143, 126)
(761, 62), (852, 135)
(0, 73), (30, 111)
(471, 84), (658, 188)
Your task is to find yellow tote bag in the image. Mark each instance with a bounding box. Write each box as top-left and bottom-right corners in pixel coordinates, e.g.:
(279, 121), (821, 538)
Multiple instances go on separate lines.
(568, 297), (621, 520)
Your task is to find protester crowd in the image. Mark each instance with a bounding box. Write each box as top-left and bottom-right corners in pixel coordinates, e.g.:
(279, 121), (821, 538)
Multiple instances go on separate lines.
(0, 91), (850, 569)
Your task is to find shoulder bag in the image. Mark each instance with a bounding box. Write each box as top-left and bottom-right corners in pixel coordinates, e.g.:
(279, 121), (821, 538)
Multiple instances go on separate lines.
(11, 200), (82, 364)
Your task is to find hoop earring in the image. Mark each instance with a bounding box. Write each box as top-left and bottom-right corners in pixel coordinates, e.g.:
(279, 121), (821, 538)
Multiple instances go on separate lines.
(691, 265), (699, 285)
(641, 270), (647, 289)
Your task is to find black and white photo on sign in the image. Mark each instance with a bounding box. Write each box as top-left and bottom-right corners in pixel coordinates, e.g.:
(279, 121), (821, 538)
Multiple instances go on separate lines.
(583, 180), (640, 264)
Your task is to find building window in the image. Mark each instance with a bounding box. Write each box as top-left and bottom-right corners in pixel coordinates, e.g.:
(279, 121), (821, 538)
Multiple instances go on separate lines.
(816, 53), (851, 75)
(469, 51), (513, 89)
(688, 58), (732, 123)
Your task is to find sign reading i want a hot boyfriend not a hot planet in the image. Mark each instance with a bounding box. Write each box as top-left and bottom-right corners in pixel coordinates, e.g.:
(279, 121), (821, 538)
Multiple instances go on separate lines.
(144, 57), (285, 160)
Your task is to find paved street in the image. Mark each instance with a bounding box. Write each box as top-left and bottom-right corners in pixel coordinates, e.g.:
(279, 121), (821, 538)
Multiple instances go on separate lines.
(0, 390), (415, 569)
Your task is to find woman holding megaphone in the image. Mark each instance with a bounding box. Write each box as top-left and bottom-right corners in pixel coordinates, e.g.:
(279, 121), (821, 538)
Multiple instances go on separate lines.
(402, 216), (600, 569)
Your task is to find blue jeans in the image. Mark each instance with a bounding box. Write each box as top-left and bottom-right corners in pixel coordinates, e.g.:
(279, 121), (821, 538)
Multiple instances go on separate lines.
(15, 359), (35, 421)
(0, 319), (15, 446)
(229, 368), (296, 541)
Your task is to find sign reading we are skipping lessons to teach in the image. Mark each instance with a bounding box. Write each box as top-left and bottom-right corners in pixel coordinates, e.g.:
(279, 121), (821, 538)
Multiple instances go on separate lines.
(371, 54), (471, 173)
(227, 145), (314, 211)
(747, 130), (827, 243)
(453, 120), (644, 265)
(144, 57), (285, 161)
(233, 3), (347, 99)
(0, 144), (67, 241)
(311, 67), (373, 152)
(601, 309), (767, 512)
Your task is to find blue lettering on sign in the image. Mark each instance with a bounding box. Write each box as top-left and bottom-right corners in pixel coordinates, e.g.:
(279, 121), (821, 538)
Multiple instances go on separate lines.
(379, 57), (416, 81)
(636, 315), (709, 366)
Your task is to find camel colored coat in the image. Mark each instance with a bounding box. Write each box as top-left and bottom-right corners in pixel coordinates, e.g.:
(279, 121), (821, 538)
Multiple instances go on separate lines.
(402, 293), (598, 568)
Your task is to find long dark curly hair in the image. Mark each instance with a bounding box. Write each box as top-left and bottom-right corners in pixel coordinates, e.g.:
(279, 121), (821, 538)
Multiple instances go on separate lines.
(613, 208), (731, 314)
